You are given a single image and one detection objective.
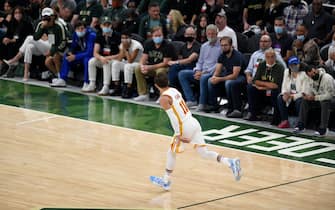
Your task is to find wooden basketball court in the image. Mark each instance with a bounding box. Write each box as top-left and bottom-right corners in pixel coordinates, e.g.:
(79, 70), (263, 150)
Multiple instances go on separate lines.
(0, 104), (334, 210)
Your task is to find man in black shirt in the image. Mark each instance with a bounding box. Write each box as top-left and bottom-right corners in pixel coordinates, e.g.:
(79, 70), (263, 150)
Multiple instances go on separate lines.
(134, 26), (175, 101)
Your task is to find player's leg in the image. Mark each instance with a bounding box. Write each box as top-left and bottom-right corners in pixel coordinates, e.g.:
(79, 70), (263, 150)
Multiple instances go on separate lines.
(150, 148), (175, 190)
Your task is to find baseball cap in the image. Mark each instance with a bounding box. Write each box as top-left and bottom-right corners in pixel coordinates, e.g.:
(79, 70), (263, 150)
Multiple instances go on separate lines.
(42, 7), (54, 17)
(100, 16), (112, 24)
(288, 56), (300, 65)
(216, 9), (226, 17)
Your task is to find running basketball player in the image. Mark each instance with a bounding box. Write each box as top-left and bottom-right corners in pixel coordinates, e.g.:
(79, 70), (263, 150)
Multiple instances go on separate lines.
(150, 73), (242, 190)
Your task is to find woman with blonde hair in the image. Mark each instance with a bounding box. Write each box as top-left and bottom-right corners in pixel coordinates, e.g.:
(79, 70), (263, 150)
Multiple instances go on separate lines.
(166, 9), (187, 41)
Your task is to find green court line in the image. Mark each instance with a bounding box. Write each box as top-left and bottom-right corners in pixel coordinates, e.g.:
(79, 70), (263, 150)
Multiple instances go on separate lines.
(0, 79), (334, 168)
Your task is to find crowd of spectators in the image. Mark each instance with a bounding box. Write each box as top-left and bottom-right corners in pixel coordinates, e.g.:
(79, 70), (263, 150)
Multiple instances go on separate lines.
(0, 0), (335, 136)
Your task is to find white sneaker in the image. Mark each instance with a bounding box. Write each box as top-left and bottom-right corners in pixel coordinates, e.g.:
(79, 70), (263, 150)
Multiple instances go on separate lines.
(82, 83), (96, 92)
(186, 101), (197, 108)
(98, 86), (110, 96)
(50, 78), (66, 87)
(149, 176), (171, 190)
(155, 97), (160, 104)
(229, 158), (242, 181)
(81, 82), (89, 91)
(51, 78), (58, 83)
(134, 94), (149, 101)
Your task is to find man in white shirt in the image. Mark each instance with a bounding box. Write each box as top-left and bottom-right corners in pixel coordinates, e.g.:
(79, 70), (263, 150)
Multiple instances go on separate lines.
(215, 9), (238, 50)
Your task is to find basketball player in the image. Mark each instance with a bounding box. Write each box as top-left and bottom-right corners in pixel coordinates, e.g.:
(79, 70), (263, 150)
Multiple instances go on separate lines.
(150, 73), (242, 190)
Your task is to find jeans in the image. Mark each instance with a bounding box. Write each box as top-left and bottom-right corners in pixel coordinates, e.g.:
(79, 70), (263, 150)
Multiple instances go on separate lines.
(61, 56), (91, 83)
(277, 95), (302, 121)
(168, 64), (193, 88)
(178, 70), (212, 103)
(208, 75), (246, 109)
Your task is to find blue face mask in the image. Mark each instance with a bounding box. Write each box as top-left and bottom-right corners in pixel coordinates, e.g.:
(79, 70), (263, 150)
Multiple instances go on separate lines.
(274, 26), (284, 34)
(296, 35), (305, 42)
(102, 27), (112, 34)
(153, 36), (163, 44)
(76, 31), (86, 38)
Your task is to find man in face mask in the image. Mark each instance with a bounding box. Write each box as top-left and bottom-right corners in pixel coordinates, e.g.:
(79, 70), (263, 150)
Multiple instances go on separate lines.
(51, 21), (96, 88)
(294, 65), (335, 136)
(167, 26), (201, 91)
(244, 48), (285, 125)
(207, 36), (246, 116)
(82, 16), (121, 94)
(133, 26), (175, 101)
(178, 24), (222, 111)
(270, 16), (293, 62)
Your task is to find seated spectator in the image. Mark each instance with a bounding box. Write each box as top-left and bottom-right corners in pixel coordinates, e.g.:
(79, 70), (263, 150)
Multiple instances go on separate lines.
(138, 2), (167, 39)
(270, 16), (293, 62)
(3, 7), (67, 81)
(83, 16), (121, 94)
(277, 56), (309, 128)
(166, 9), (187, 41)
(325, 45), (335, 78)
(50, 21), (96, 88)
(302, 39), (321, 66)
(244, 48), (285, 126)
(71, 0), (103, 30)
(133, 26), (175, 101)
(168, 26), (201, 89)
(195, 13), (208, 44)
(178, 24), (222, 110)
(283, 0), (308, 36)
(294, 65), (335, 136)
(243, 0), (265, 31)
(291, 23), (310, 61)
(303, 0), (335, 47)
(208, 36), (246, 117)
(244, 34), (286, 85)
(0, 6), (33, 76)
(215, 9), (238, 50)
(263, 0), (286, 33)
(103, 0), (127, 32)
(108, 30), (144, 98)
(120, 8), (139, 34)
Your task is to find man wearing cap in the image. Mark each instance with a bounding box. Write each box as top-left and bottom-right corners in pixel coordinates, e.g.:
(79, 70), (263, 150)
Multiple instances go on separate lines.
(3, 7), (68, 81)
(215, 9), (238, 50)
(294, 65), (335, 136)
(277, 56), (309, 128)
(83, 16), (121, 94)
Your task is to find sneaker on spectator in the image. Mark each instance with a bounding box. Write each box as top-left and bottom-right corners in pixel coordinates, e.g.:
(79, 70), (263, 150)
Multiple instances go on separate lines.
(81, 82), (89, 91)
(227, 110), (242, 118)
(314, 128), (328, 137)
(186, 101), (197, 108)
(278, 120), (290, 128)
(134, 94), (149, 101)
(243, 112), (261, 121)
(50, 78), (66, 87)
(82, 83), (96, 92)
(293, 122), (305, 134)
(195, 104), (205, 112)
(98, 85), (109, 96)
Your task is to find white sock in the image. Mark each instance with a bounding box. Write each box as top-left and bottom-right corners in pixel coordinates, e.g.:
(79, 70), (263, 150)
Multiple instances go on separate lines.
(163, 173), (170, 183)
(220, 156), (231, 166)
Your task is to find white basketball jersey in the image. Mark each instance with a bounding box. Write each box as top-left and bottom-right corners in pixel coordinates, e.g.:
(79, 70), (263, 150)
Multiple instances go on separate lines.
(162, 87), (191, 123)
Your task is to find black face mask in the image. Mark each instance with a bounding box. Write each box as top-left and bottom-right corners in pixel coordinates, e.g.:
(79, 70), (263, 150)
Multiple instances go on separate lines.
(184, 36), (195, 42)
(312, 73), (320, 81)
